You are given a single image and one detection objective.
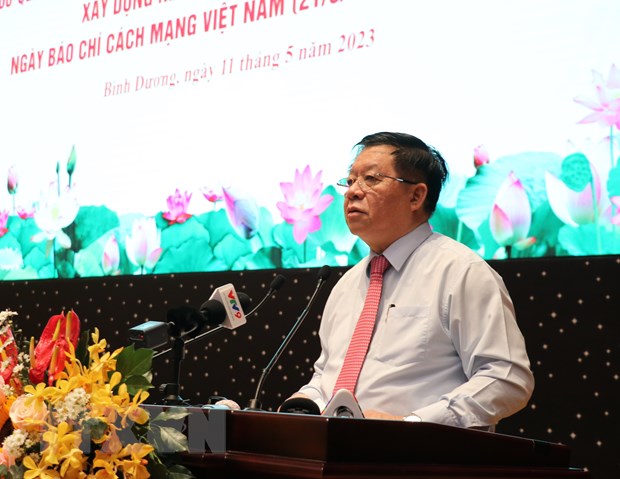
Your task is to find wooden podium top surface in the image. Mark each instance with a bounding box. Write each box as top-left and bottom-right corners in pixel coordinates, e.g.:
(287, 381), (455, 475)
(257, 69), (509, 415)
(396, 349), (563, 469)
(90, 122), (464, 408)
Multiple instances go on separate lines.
(148, 407), (589, 479)
(222, 409), (570, 467)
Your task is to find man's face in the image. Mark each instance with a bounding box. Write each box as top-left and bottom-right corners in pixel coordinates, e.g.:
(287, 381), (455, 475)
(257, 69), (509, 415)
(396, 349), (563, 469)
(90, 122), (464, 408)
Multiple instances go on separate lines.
(343, 145), (425, 253)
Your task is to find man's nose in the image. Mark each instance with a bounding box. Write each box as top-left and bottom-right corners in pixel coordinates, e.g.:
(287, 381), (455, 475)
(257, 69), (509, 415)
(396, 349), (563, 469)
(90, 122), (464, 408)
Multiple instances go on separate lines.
(345, 179), (365, 199)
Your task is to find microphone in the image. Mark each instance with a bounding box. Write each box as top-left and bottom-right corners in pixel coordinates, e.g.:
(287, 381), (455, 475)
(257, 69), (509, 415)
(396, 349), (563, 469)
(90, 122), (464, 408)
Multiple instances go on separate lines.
(246, 265), (331, 411)
(178, 276), (284, 352)
(202, 283), (251, 330)
(246, 274), (286, 316)
(165, 288), (252, 339)
(145, 287), (252, 358)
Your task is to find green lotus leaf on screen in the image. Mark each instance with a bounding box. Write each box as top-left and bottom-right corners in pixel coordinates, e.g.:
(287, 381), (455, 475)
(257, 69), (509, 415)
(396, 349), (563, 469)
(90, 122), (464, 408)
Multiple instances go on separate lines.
(607, 164), (620, 197)
(557, 224), (620, 256)
(528, 202), (564, 253)
(456, 152), (562, 232)
(5, 216), (41, 257)
(255, 207), (277, 248)
(0, 228), (20, 251)
(74, 245), (105, 277)
(0, 265), (39, 280)
(430, 204), (479, 252)
(272, 221), (307, 263)
(56, 250), (76, 278)
(242, 246), (282, 269)
(195, 209), (231, 247)
(195, 207), (274, 250)
(559, 153), (593, 192)
(21, 244), (51, 277)
(213, 232), (256, 269)
(310, 186), (358, 254)
(156, 218), (215, 273)
(438, 174), (469, 208)
(73, 205), (120, 250)
(159, 217), (207, 246)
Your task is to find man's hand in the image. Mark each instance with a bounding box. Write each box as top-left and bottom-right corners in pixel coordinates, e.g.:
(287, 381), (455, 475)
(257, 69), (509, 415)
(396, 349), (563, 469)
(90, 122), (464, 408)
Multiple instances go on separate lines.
(363, 409), (402, 421)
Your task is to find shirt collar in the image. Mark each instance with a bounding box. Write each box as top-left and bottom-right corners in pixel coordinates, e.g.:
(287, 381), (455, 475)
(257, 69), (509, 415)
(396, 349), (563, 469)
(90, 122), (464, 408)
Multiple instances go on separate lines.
(367, 222), (433, 273)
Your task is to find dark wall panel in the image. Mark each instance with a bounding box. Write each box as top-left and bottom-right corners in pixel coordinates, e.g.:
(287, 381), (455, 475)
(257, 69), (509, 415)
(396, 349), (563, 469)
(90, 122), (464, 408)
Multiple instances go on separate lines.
(0, 256), (618, 478)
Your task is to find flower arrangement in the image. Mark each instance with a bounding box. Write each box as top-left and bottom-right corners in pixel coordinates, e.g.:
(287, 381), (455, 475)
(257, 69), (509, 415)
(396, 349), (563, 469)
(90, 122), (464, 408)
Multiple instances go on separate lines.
(0, 309), (194, 479)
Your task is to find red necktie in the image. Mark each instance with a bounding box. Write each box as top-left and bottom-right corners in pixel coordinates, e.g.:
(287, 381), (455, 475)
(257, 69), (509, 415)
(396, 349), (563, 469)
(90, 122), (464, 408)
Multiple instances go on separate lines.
(333, 255), (390, 394)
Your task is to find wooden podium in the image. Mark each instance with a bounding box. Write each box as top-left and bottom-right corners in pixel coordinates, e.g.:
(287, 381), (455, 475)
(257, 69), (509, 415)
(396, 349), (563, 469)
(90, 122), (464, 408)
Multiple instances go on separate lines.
(171, 408), (590, 479)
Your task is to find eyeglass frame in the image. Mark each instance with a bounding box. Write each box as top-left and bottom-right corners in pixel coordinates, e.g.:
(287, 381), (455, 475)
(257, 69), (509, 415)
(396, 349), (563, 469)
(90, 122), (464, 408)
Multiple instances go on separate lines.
(336, 172), (421, 191)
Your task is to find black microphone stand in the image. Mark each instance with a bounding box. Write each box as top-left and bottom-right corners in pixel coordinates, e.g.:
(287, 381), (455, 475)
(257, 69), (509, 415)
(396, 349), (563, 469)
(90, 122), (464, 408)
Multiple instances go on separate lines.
(246, 267), (330, 411)
(154, 289), (269, 406)
(160, 336), (189, 406)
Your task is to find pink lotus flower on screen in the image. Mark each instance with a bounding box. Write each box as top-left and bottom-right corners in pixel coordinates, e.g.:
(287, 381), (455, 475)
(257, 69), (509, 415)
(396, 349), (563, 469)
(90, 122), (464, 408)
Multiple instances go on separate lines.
(16, 205), (35, 219)
(31, 183), (80, 249)
(162, 189), (193, 225)
(200, 187), (223, 204)
(574, 64), (620, 129)
(125, 217), (163, 274)
(473, 145), (490, 168)
(544, 165), (601, 226)
(222, 187), (259, 239)
(102, 235), (120, 275)
(276, 165), (334, 244)
(489, 172), (534, 247)
(7, 165), (18, 195)
(0, 210), (8, 238)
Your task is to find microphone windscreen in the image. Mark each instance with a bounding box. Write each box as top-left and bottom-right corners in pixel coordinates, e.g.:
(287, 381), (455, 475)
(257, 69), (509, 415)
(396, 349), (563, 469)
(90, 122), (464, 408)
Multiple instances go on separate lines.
(279, 397), (321, 415)
(237, 292), (252, 311)
(167, 306), (205, 337)
(270, 274), (286, 292)
(317, 265), (331, 282)
(199, 299), (227, 326)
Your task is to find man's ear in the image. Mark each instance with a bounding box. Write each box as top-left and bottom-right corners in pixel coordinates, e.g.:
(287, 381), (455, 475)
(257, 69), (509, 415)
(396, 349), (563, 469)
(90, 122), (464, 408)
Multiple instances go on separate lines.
(410, 183), (428, 211)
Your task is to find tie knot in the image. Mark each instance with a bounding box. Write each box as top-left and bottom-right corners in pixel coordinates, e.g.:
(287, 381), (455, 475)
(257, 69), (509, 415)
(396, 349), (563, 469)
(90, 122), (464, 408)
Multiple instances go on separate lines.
(370, 255), (390, 275)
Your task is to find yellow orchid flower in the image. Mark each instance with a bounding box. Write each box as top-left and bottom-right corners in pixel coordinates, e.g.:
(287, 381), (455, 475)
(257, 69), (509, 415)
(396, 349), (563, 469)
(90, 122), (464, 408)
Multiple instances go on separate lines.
(92, 450), (119, 479)
(24, 382), (60, 401)
(59, 447), (88, 479)
(119, 443), (154, 479)
(23, 454), (61, 479)
(121, 390), (150, 427)
(41, 422), (81, 466)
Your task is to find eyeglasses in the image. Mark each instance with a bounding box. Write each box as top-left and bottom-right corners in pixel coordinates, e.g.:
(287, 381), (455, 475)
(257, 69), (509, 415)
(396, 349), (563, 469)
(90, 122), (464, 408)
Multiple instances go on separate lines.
(336, 172), (419, 192)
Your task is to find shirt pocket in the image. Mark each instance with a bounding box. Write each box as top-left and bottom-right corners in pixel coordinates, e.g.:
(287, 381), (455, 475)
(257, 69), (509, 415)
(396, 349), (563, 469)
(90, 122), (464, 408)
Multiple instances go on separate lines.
(371, 305), (430, 367)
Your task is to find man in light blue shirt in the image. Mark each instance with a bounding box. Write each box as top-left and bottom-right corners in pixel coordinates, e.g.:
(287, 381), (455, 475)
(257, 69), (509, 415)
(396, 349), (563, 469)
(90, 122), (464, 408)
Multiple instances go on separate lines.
(289, 132), (534, 428)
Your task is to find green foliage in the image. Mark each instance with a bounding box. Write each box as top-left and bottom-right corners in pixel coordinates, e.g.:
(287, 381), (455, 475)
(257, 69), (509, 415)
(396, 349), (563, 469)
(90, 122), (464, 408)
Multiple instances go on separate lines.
(115, 344), (154, 396)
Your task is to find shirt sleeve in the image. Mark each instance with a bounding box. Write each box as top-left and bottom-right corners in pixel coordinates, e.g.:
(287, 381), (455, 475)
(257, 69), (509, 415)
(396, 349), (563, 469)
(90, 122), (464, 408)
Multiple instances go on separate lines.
(413, 260), (535, 427)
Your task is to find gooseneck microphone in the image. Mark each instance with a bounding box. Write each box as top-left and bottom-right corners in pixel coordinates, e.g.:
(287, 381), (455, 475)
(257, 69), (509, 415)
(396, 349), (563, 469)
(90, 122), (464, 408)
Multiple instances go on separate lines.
(246, 265), (331, 411)
(246, 274), (287, 316)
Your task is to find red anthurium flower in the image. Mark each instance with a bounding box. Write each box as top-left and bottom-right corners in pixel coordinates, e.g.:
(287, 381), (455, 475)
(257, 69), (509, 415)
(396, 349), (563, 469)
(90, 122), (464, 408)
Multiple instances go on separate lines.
(29, 310), (80, 385)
